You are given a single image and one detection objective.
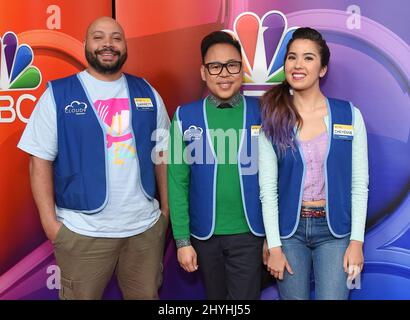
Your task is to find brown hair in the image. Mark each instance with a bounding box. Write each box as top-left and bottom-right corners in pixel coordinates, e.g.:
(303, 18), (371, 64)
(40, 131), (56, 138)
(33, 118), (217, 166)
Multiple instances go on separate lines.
(260, 27), (330, 156)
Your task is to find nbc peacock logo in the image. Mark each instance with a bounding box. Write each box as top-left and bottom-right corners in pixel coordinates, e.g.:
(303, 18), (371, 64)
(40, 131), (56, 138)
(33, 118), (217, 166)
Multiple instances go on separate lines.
(224, 11), (297, 96)
(0, 31), (42, 91)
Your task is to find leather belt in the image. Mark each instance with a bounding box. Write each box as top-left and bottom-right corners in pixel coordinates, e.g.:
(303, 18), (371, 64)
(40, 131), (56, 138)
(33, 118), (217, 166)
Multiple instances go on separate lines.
(300, 206), (326, 218)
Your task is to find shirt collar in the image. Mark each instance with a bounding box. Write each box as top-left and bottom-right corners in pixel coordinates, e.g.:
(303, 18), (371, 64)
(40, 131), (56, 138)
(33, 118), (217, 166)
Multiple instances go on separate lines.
(207, 93), (242, 108)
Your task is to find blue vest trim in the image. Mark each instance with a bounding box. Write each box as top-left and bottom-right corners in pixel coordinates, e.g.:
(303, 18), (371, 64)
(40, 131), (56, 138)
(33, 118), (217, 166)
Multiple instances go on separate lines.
(324, 99), (354, 238)
(75, 74), (110, 213)
(276, 97), (353, 239)
(199, 98), (218, 240)
(280, 132), (308, 240)
(124, 76), (156, 200)
(51, 73), (157, 213)
(237, 98), (265, 237)
(178, 95), (265, 240)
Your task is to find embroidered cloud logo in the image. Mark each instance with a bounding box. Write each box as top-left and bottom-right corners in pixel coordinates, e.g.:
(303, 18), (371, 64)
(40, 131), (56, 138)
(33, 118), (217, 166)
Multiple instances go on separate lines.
(0, 31), (42, 91)
(183, 125), (203, 141)
(65, 101), (88, 115)
(224, 11), (297, 85)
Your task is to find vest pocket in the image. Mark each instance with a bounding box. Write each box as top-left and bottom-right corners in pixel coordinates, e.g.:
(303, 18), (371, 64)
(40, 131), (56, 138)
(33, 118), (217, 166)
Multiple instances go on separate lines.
(54, 173), (86, 210)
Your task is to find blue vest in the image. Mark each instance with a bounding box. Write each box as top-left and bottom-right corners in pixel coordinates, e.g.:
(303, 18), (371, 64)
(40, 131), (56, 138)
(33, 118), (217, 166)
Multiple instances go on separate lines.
(50, 73), (157, 213)
(274, 98), (353, 238)
(177, 96), (265, 239)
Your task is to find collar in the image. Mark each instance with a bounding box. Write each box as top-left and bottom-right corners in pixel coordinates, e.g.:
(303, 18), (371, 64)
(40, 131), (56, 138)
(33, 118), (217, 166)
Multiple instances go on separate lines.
(207, 93), (242, 108)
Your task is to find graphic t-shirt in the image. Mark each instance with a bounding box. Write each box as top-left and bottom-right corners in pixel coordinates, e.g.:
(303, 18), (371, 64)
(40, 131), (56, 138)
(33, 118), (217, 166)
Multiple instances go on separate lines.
(18, 71), (170, 237)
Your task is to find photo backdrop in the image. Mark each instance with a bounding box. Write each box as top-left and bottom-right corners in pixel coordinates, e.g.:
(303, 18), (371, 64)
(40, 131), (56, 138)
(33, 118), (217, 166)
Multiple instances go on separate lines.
(0, 0), (408, 299)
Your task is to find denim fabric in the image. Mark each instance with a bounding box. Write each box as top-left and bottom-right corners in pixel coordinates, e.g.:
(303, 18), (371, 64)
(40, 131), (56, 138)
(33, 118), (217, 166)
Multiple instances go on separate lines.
(277, 217), (350, 300)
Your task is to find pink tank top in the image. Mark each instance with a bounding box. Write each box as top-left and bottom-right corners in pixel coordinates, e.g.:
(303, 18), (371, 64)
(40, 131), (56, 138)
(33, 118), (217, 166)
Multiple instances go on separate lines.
(299, 131), (328, 201)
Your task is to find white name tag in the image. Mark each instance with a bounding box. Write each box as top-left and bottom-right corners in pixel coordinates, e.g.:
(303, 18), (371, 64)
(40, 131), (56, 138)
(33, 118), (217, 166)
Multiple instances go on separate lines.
(134, 98), (154, 110)
(251, 125), (261, 137)
(333, 124), (354, 140)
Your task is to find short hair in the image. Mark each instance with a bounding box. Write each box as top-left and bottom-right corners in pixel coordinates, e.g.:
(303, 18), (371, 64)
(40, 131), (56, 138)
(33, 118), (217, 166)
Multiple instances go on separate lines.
(200, 31), (242, 63)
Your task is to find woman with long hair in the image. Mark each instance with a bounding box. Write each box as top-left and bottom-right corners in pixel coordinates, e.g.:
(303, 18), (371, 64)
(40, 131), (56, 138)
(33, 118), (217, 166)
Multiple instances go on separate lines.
(259, 27), (368, 299)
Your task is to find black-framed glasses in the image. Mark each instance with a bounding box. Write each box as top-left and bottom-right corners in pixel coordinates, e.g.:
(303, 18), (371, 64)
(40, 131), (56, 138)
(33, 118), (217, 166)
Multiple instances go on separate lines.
(204, 61), (242, 75)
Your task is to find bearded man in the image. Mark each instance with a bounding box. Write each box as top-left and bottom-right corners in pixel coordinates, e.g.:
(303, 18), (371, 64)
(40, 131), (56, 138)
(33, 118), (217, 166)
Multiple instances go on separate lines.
(18, 17), (170, 300)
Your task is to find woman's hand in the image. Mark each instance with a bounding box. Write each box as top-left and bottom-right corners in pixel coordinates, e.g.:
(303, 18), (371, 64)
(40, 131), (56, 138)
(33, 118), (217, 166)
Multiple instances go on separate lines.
(343, 240), (364, 281)
(267, 247), (294, 280)
(262, 239), (269, 266)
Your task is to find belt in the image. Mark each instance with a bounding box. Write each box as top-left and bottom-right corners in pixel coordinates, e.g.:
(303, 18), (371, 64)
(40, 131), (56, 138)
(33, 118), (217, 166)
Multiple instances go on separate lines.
(300, 206), (326, 218)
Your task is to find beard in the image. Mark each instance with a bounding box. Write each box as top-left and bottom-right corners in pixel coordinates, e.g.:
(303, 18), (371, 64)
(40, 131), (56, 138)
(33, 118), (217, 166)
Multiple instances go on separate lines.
(85, 46), (128, 74)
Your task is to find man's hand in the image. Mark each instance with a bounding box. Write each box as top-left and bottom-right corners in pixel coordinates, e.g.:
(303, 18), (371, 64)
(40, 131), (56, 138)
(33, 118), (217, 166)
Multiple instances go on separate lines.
(160, 207), (170, 223)
(29, 156), (60, 243)
(44, 219), (63, 243)
(177, 246), (198, 273)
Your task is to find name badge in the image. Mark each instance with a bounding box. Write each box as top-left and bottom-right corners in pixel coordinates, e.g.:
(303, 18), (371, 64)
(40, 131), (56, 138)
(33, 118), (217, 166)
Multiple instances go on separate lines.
(251, 125), (261, 137)
(333, 124), (354, 140)
(134, 98), (154, 111)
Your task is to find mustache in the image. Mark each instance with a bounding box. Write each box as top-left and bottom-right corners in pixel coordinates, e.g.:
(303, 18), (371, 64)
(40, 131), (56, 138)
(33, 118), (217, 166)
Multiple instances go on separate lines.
(95, 47), (120, 55)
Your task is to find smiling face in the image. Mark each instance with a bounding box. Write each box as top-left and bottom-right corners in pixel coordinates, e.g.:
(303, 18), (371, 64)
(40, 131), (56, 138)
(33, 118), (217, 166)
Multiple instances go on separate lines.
(200, 43), (243, 100)
(284, 39), (327, 92)
(85, 17), (127, 78)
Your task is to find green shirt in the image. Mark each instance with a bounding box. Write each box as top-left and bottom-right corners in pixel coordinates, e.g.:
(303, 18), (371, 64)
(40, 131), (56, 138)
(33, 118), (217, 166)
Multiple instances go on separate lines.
(168, 96), (250, 240)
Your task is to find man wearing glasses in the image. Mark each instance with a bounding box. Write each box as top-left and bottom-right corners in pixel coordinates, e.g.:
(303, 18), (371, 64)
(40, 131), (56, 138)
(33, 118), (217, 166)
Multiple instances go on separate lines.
(168, 31), (265, 299)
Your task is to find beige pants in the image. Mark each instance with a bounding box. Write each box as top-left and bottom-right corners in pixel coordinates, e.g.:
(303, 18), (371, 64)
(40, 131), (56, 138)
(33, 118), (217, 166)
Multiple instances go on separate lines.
(53, 214), (168, 300)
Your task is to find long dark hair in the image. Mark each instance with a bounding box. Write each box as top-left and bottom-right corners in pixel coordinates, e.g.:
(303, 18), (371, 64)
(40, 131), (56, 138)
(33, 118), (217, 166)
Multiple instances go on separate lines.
(260, 27), (330, 156)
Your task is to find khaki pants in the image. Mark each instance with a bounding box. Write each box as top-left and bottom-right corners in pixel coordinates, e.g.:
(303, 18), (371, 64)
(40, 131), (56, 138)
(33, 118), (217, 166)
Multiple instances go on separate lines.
(53, 214), (168, 300)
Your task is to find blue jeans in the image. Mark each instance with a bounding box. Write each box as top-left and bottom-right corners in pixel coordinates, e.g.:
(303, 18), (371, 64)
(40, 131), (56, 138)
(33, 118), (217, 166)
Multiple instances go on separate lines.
(277, 217), (350, 300)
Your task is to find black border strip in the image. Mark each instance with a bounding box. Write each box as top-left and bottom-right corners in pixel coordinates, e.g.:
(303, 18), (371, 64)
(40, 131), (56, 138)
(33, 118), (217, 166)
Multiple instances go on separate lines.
(112, 0), (116, 19)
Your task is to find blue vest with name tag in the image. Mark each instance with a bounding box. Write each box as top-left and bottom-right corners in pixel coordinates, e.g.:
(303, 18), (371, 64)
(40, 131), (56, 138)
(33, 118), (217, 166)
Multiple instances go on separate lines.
(177, 96), (265, 239)
(50, 73), (157, 213)
(274, 98), (353, 238)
